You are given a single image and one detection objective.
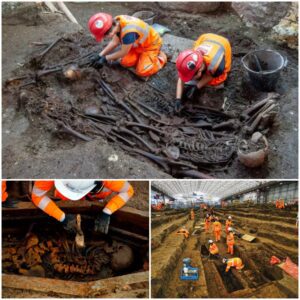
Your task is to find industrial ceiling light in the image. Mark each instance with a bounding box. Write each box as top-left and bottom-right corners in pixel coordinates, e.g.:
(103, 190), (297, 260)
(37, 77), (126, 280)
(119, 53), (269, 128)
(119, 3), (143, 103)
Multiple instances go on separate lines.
(152, 181), (265, 200)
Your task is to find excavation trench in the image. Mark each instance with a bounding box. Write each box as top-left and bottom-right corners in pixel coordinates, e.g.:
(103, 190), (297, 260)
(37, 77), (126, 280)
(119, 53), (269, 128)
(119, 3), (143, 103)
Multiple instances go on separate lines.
(152, 210), (297, 298)
(214, 261), (244, 293)
(2, 204), (149, 297)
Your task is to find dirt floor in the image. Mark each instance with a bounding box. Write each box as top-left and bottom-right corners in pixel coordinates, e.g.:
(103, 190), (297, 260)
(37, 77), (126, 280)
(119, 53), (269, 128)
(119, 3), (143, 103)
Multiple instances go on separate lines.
(151, 206), (298, 298)
(2, 2), (298, 179)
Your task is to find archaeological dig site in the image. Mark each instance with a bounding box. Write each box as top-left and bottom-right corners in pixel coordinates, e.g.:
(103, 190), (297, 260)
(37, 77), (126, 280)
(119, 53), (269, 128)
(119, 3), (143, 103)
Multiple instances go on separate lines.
(2, 180), (149, 298)
(151, 180), (298, 298)
(2, 2), (298, 179)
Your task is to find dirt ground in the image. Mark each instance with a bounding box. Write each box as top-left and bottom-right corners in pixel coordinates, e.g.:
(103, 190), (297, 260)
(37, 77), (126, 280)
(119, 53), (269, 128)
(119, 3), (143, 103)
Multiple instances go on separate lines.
(126, 181), (149, 211)
(151, 206), (298, 298)
(2, 2), (298, 179)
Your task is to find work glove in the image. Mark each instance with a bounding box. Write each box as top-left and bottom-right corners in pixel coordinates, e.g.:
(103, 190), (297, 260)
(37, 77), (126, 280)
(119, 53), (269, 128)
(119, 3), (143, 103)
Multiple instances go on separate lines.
(89, 53), (101, 65)
(185, 86), (197, 100)
(61, 214), (77, 234)
(174, 98), (183, 113)
(2, 197), (18, 208)
(94, 211), (111, 234)
(93, 56), (108, 69)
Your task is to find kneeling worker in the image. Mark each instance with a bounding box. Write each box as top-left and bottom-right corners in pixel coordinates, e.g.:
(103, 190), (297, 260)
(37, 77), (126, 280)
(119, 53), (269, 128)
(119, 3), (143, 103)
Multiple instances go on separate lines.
(175, 33), (231, 111)
(88, 13), (167, 77)
(208, 239), (219, 258)
(223, 257), (244, 272)
(31, 180), (134, 234)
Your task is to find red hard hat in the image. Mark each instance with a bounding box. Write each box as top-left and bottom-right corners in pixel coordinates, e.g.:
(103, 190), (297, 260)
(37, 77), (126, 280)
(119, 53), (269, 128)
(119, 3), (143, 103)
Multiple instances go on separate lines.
(176, 49), (203, 82)
(88, 13), (113, 42)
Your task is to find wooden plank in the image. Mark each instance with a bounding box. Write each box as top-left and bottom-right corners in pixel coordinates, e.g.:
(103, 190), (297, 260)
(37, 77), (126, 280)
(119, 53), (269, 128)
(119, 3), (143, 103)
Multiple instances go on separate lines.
(110, 226), (149, 241)
(88, 271), (149, 297)
(3, 200), (148, 217)
(2, 271), (149, 297)
(2, 274), (89, 297)
(241, 234), (256, 242)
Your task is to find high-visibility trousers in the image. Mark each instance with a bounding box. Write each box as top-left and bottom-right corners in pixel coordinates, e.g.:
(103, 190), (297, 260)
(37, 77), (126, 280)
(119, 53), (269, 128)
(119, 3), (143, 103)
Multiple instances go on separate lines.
(214, 230), (221, 241)
(227, 243), (234, 255)
(120, 47), (166, 77)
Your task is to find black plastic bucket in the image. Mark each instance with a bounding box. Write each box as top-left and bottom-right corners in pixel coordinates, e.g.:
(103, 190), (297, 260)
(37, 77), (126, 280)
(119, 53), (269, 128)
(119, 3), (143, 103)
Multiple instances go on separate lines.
(241, 50), (287, 92)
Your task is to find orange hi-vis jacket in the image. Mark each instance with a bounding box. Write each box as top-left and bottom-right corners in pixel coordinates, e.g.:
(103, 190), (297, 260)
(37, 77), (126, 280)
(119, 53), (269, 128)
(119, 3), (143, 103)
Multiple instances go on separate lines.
(226, 257), (244, 272)
(177, 228), (189, 238)
(2, 181), (8, 202)
(227, 232), (235, 245)
(32, 181), (134, 222)
(116, 15), (162, 52)
(193, 33), (232, 86)
(213, 221), (222, 232)
(279, 199), (285, 209)
(115, 15), (165, 77)
(226, 219), (232, 231)
(209, 243), (219, 255)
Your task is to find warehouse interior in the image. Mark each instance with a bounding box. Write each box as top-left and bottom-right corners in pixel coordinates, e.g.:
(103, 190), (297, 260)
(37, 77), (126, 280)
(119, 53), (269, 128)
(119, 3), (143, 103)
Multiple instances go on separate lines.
(151, 180), (298, 298)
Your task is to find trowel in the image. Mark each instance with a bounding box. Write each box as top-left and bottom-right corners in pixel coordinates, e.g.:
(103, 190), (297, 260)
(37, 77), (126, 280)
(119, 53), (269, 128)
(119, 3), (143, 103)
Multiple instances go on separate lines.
(75, 214), (85, 248)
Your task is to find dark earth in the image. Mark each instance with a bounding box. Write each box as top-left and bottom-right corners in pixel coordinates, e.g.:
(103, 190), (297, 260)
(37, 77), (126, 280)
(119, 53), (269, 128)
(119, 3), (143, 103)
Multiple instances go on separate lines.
(2, 2), (298, 179)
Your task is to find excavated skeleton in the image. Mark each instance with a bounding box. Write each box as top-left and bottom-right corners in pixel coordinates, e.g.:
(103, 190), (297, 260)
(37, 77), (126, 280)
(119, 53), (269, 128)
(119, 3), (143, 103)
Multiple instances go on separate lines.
(2, 232), (133, 279)
(171, 130), (237, 164)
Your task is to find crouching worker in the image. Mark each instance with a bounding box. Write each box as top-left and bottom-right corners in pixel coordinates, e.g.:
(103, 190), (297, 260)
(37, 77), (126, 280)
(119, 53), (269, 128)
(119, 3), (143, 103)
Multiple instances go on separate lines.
(177, 227), (189, 239)
(174, 33), (231, 112)
(88, 13), (167, 77)
(208, 239), (219, 258)
(31, 180), (134, 234)
(223, 257), (244, 272)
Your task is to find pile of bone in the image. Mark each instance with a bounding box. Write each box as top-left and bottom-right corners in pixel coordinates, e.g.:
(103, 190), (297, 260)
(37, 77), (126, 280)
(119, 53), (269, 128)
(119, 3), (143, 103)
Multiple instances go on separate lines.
(2, 233), (134, 278)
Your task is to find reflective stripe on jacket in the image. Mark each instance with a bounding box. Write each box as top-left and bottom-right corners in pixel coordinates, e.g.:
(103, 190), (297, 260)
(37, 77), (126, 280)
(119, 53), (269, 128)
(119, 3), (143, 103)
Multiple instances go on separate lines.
(32, 181), (134, 221)
(193, 33), (231, 85)
(115, 15), (162, 50)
